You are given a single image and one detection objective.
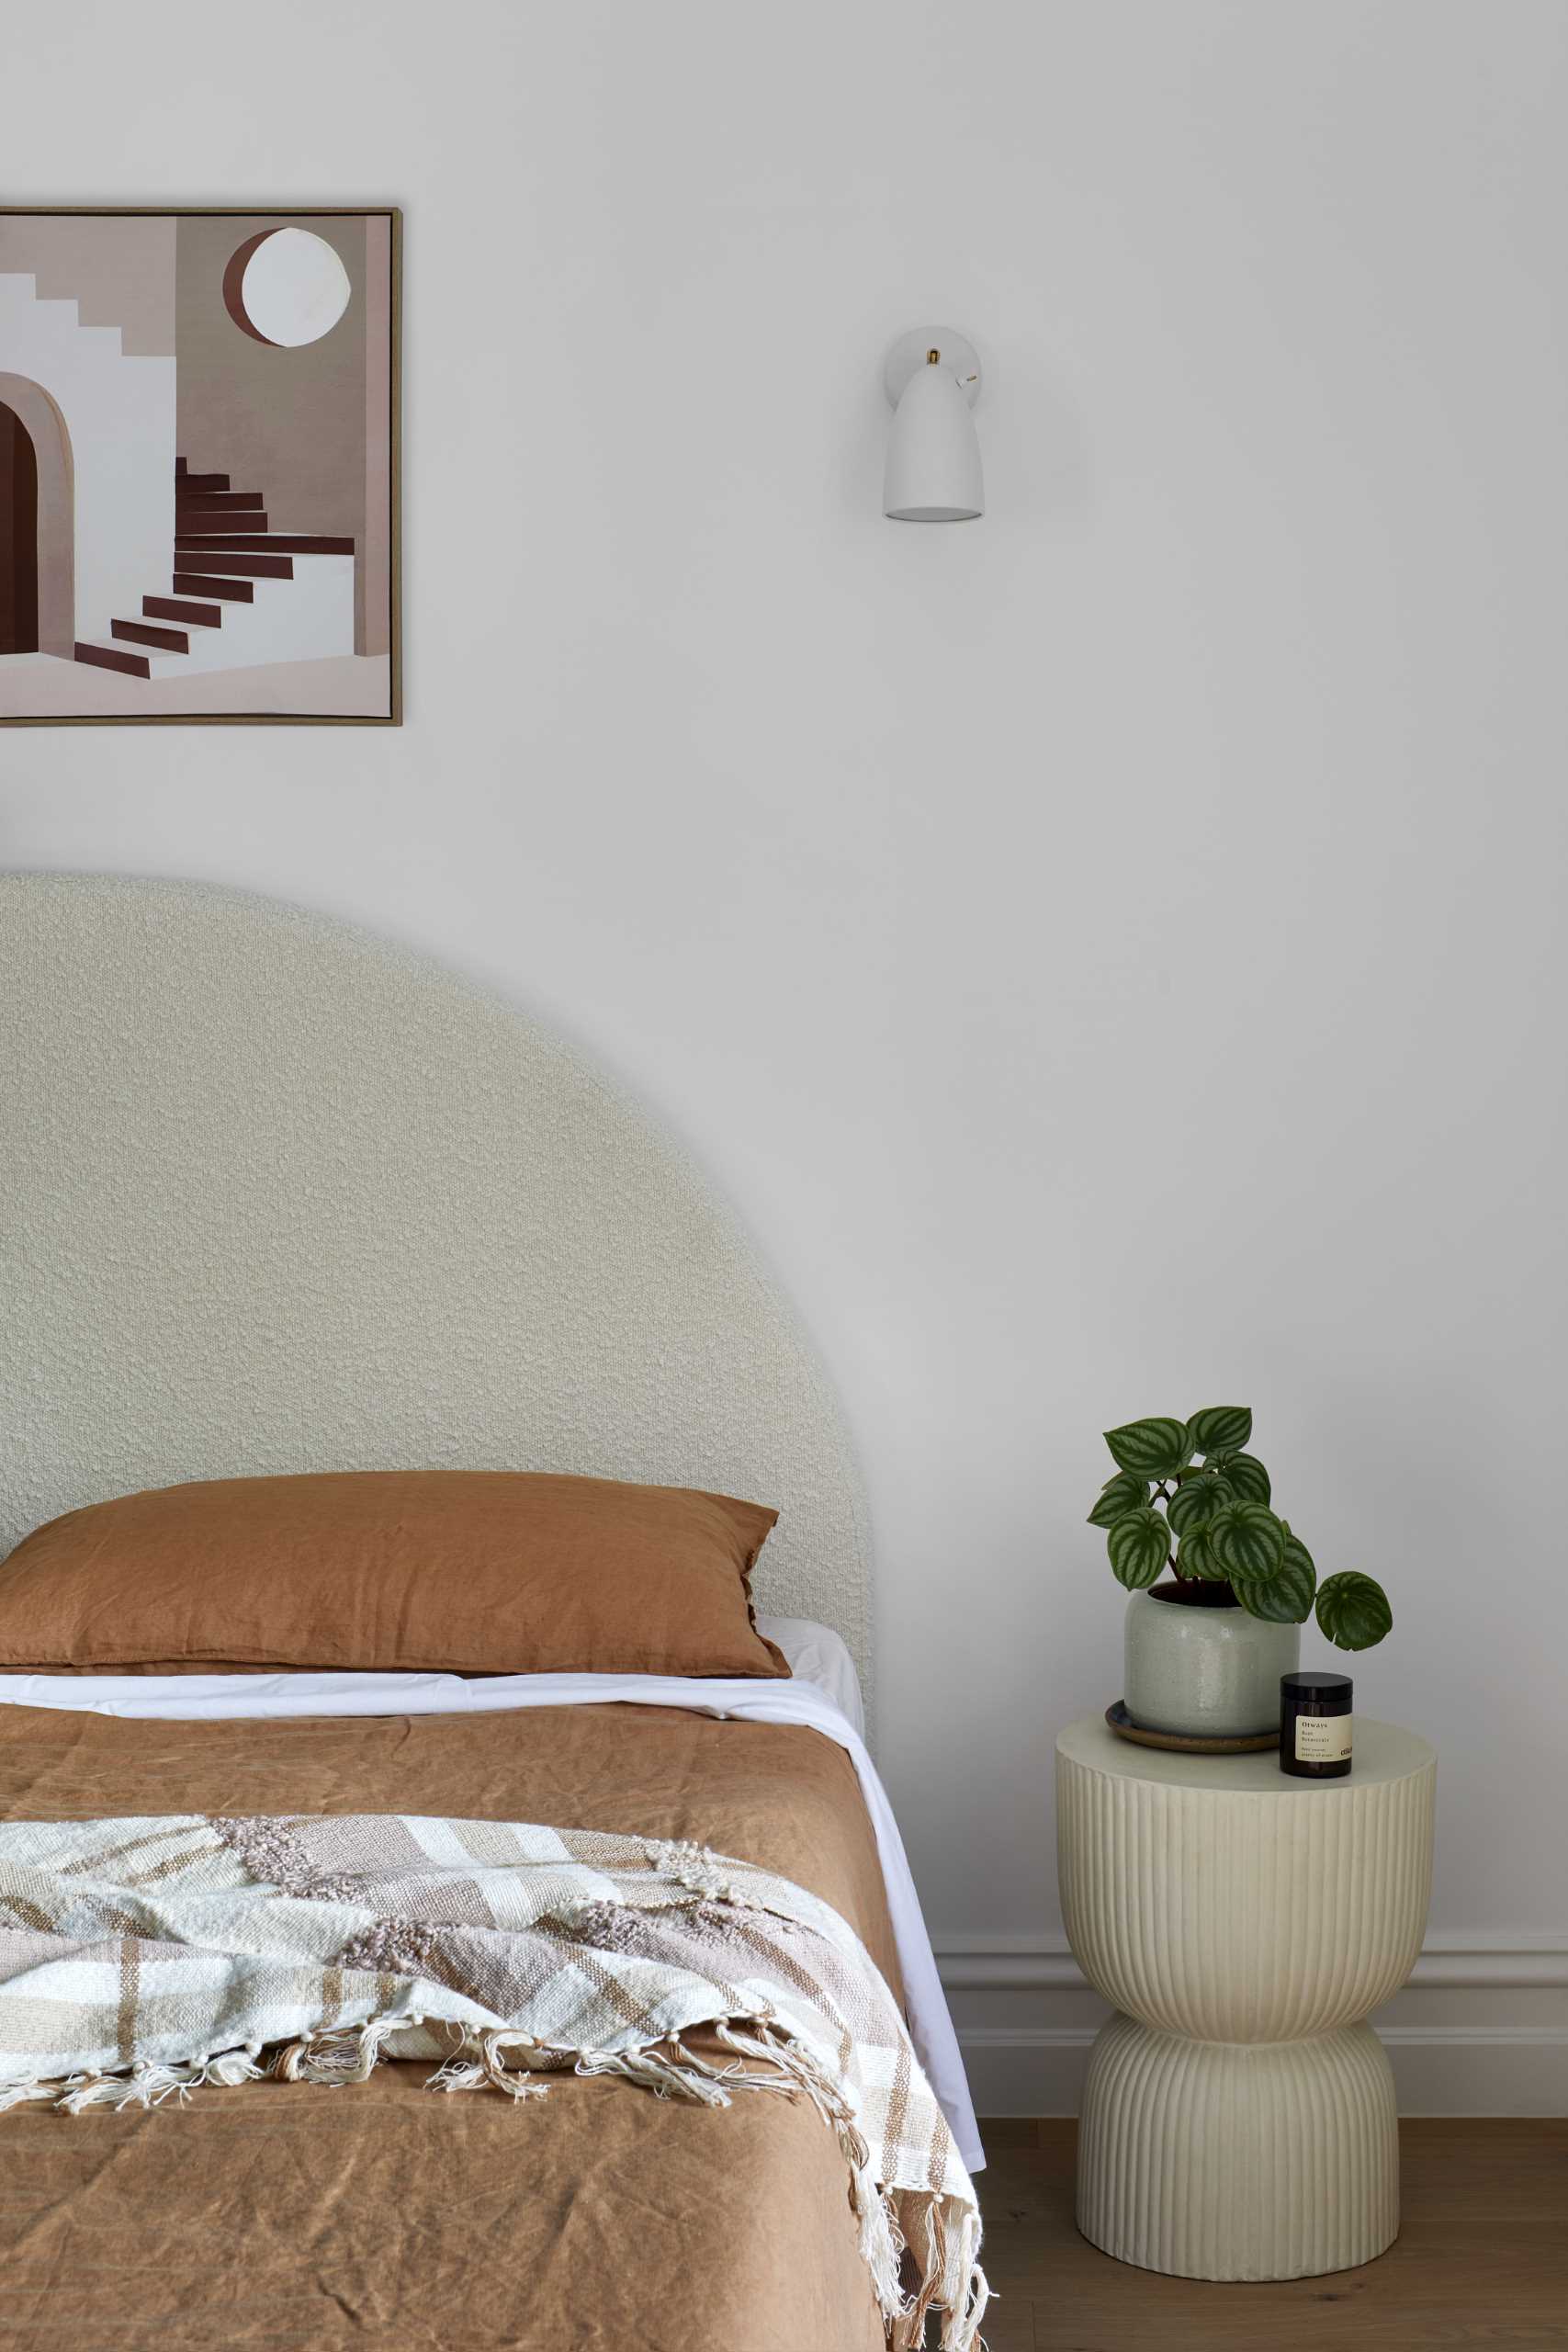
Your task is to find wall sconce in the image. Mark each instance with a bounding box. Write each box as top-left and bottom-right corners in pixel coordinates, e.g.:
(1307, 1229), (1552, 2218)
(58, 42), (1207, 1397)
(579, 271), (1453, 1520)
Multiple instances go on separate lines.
(883, 326), (984, 522)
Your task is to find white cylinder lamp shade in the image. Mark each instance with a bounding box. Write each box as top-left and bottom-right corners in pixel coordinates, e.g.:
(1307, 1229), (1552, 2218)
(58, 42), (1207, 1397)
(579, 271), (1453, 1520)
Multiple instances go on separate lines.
(884, 341), (984, 522)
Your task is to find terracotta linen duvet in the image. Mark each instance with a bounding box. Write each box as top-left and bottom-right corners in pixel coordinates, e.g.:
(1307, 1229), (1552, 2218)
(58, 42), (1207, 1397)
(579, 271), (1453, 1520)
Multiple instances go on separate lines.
(0, 1700), (904, 2351)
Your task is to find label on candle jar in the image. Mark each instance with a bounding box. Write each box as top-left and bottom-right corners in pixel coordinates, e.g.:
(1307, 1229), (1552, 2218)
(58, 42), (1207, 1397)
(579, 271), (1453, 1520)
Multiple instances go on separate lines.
(1295, 1714), (1353, 1763)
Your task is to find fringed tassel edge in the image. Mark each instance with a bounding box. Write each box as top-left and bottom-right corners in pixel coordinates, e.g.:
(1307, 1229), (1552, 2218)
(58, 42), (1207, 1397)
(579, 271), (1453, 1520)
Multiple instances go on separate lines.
(0, 2047), (266, 2115)
(888, 2189), (991, 2352)
(0, 2016), (988, 2352)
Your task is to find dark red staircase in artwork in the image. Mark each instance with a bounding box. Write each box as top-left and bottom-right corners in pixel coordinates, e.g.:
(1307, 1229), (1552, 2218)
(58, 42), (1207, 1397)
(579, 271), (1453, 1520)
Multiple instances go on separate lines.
(73, 457), (355, 680)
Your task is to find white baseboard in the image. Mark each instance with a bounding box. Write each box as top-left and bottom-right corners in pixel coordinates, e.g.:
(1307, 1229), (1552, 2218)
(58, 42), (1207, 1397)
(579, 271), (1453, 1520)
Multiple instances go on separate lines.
(936, 1936), (1568, 2118)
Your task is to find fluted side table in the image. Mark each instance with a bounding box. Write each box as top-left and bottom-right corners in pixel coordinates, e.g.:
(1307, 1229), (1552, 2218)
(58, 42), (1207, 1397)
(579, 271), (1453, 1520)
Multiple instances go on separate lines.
(1056, 1714), (1435, 2281)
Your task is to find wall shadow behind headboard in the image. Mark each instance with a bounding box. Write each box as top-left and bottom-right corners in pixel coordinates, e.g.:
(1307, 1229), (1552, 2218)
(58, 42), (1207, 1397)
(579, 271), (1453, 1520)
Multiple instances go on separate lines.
(0, 875), (871, 1709)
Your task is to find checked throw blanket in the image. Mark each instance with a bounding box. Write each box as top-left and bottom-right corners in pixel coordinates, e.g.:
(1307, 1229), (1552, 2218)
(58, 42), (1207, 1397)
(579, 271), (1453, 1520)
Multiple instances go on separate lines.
(0, 1814), (987, 2351)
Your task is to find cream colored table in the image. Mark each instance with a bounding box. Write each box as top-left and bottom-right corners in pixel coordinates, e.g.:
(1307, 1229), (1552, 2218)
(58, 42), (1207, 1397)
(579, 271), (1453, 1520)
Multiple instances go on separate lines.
(1055, 1714), (1436, 2282)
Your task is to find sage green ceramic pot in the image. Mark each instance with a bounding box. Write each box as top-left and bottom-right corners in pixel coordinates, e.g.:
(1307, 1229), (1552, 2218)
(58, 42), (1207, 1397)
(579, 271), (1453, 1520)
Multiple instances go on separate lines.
(1124, 1582), (1300, 1737)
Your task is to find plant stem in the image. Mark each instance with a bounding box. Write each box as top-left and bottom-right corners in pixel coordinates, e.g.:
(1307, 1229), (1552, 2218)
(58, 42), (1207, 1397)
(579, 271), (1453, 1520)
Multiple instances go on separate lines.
(1153, 1480), (1190, 1586)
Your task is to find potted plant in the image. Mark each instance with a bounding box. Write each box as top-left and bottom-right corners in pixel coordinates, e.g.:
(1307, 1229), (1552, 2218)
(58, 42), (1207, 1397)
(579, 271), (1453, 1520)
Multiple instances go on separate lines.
(1089, 1408), (1393, 1739)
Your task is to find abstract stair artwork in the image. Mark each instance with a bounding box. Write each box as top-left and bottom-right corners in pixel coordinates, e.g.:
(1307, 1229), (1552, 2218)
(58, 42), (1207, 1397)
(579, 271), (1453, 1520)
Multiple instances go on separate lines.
(73, 458), (355, 680)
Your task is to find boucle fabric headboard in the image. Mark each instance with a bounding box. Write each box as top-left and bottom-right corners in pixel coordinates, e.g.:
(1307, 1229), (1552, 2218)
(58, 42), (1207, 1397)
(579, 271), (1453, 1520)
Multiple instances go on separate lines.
(0, 874), (871, 1703)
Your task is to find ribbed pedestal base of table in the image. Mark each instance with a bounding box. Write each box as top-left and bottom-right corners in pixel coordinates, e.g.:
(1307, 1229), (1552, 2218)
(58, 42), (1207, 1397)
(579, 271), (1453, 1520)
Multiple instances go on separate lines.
(1056, 1714), (1435, 2283)
(1077, 2013), (1399, 2280)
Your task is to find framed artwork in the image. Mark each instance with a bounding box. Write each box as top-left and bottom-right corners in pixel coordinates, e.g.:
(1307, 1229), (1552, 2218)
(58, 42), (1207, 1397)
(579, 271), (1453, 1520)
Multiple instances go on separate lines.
(0, 207), (400, 726)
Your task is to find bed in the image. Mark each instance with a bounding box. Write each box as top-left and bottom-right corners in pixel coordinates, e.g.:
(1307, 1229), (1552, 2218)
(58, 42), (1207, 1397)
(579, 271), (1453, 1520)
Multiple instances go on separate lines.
(0, 876), (982, 2351)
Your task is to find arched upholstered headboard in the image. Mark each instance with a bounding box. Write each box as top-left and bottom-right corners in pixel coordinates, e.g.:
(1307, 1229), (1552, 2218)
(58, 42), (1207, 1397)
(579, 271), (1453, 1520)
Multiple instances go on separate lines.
(0, 875), (871, 1704)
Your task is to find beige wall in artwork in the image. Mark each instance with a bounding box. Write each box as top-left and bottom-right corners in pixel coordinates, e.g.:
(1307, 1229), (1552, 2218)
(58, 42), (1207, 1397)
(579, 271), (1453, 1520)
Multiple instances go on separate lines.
(0, 215), (175, 356)
(175, 214), (384, 654)
(360, 215), (392, 659)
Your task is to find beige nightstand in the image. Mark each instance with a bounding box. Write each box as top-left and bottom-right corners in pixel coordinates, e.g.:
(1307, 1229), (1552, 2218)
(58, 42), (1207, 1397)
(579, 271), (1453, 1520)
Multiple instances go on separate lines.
(1055, 1713), (1436, 2281)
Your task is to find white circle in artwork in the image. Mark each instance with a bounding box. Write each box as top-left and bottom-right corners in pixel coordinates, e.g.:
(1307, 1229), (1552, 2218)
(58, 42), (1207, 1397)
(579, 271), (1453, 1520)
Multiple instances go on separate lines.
(237, 229), (351, 348)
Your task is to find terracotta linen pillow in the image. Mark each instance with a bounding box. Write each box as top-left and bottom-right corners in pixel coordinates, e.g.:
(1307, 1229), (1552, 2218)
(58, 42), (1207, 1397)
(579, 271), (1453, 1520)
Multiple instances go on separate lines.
(0, 1470), (789, 1679)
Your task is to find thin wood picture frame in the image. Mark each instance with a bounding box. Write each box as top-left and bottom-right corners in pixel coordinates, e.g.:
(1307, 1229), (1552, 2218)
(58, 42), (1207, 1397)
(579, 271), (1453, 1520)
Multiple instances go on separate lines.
(0, 205), (400, 726)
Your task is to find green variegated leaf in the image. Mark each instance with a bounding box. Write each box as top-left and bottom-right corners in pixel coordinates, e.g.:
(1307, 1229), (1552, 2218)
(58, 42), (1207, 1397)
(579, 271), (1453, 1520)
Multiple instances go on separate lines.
(1087, 1471), (1151, 1528)
(1222, 1453), (1271, 1505)
(1186, 1406), (1252, 1457)
(1168, 1475), (1225, 1535)
(1104, 1418), (1193, 1478)
(1108, 1509), (1171, 1589)
(1213, 1501), (1287, 1581)
(1234, 1536), (1315, 1623)
(1175, 1524), (1227, 1580)
(1314, 1571), (1393, 1651)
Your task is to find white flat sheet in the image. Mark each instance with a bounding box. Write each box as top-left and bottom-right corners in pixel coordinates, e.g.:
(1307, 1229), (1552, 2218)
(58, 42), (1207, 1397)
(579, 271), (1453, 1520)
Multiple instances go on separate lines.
(0, 1649), (980, 2169)
(757, 1611), (866, 1735)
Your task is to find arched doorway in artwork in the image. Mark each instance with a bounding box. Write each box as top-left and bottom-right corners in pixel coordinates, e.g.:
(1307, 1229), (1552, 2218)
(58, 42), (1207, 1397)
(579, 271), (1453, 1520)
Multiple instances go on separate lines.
(1, 401), (39, 653)
(0, 375), (74, 659)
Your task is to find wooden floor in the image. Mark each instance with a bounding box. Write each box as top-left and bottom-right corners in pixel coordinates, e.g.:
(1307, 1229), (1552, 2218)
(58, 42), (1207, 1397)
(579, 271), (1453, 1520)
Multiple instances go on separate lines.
(970, 2119), (1568, 2351)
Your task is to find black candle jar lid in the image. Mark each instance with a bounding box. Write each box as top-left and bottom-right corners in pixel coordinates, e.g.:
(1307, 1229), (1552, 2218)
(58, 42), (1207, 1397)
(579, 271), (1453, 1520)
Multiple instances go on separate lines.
(1281, 1670), (1352, 1709)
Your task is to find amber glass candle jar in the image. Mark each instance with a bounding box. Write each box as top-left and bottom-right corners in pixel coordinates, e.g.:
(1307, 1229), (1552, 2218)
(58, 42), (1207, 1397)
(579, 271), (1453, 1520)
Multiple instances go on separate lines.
(1280, 1669), (1352, 1778)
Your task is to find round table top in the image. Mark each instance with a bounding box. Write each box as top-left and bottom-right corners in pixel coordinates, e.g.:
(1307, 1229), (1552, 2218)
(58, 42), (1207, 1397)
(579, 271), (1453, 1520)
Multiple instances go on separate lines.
(1057, 1713), (1434, 1793)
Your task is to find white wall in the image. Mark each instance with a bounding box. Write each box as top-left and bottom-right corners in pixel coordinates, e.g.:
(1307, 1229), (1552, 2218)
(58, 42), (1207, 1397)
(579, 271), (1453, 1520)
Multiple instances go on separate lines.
(3, 0), (1565, 2101)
